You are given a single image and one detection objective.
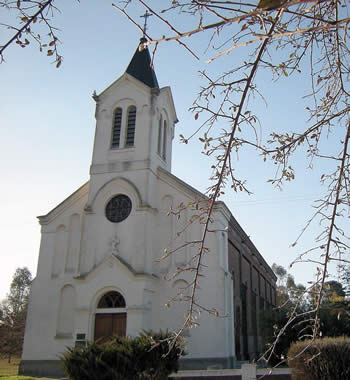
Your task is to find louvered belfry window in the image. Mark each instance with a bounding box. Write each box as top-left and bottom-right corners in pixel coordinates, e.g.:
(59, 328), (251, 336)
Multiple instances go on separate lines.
(162, 120), (167, 160)
(125, 106), (136, 147)
(111, 108), (122, 148)
(157, 116), (162, 155)
(98, 291), (126, 308)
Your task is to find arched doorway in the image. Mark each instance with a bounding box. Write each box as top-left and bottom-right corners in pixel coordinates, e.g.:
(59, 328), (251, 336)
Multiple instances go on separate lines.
(94, 291), (126, 342)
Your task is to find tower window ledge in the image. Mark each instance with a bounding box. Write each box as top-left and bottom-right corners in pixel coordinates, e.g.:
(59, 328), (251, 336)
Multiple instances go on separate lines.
(109, 147), (136, 153)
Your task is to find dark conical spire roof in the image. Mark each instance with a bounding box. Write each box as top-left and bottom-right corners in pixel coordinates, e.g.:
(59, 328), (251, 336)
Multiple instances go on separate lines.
(126, 38), (159, 88)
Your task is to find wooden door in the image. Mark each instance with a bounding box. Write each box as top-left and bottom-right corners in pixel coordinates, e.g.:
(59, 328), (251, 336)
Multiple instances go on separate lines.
(94, 313), (126, 342)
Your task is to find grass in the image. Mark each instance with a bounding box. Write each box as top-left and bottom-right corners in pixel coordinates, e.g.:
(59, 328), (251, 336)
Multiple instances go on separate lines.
(0, 357), (58, 380)
(0, 357), (21, 377)
(0, 377), (36, 380)
(0, 358), (36, 379)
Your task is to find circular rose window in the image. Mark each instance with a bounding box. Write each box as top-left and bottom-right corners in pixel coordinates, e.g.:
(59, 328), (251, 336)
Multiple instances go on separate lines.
(105, 195), (132, 223)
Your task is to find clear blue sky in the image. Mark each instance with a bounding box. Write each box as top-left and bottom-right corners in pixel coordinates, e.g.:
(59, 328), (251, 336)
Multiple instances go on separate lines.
(0, 1), (340, 299)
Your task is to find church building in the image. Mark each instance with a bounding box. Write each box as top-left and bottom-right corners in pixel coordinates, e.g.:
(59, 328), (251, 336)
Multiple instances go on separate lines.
(20, 37), (277, 378)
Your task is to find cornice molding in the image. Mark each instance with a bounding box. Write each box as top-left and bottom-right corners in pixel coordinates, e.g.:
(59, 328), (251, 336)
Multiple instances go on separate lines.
(157, 167), (206, 201)
(74, 253), (157, 281)
(38, 182), (89, 225)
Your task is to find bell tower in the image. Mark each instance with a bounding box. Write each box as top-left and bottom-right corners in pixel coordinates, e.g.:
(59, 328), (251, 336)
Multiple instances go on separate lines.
(86, 37), (178, 208)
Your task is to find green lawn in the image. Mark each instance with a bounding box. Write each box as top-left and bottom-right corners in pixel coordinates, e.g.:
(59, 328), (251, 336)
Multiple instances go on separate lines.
(0, 377), (36, 380)
(0, 358), (58, 380)
(0, 358), (37, 379)
(0, 357), (21, 377)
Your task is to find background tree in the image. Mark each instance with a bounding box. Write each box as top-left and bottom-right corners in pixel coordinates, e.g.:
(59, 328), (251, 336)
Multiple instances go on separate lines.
(341, 265), (350, 296)
(323, 280), (345, 302)
(318, 279), (350, 336)
(272, 263), (306, 307)
(0, 267), (32, 362)
(261, 264), (308, 364)
(1, 0), (65, 66)
(262, 265), (350, 364)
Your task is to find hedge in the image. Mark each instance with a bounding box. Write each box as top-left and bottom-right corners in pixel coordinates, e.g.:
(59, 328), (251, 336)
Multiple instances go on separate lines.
(61, 331), (184, 380)
(288, 336), (350, 380)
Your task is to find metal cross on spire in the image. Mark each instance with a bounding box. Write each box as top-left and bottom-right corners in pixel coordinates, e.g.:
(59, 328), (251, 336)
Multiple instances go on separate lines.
(140, 10), (153, 36)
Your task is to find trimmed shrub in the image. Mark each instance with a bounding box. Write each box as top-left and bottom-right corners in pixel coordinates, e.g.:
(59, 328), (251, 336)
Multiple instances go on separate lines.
(61, 331), (184, 380)
(61, 336), (134, 380)
(131, 331), (183, 379)
(288, 336), (350, 380)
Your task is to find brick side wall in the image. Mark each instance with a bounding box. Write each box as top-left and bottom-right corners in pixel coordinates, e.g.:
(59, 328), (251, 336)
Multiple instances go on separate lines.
(227, 217), (277, 361)
(171, 375), (291, 380)
(171, 376), (241, 380)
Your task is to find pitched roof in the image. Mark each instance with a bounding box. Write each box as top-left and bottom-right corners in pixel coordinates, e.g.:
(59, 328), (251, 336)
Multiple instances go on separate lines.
(126, 38), (159, 88)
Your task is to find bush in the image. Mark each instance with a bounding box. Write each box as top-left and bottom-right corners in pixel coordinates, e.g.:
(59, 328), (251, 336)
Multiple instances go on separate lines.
(288, 337), (350, 380)
(61, 336), (133, 380)
(61, 331), (184, 380)
(131, 331), (184, 379)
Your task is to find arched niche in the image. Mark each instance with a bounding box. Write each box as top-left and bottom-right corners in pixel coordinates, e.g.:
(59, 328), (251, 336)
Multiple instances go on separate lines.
(90, 177), (143, 213)
(155, 195), (174, 272)
(56, 284), (76, 337)
(52, 224), (66, 277)
(65, 214), (80, 273)
(110, 97), (137, 113)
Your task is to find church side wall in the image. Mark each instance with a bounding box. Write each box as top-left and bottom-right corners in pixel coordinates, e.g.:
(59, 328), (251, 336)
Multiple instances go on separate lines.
(149, 176), (235, 369)
(227, 219), (276, 361)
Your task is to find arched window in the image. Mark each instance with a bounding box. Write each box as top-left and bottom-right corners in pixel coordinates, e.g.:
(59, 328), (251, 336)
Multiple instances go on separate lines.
(157, 115), (162, 155)
(95, 291), (127, 341)
(97, 291), (126, 308)
(111, 108), (122, 148)
(162, 120), (167, 161)
(125, 106), (136, 147)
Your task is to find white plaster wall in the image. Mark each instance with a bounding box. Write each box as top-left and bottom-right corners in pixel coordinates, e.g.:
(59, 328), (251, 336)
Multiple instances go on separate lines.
(23, 166), (233, 362)
(23, 68), (235, 364)
(75, 258), (155, 339)
(23, 254), (156, 360)
(148, 174), (233, 360)
(88, 75), (177, 210)
(92, 77), (151, 166)
(22, 191), (88, 360)
(57, 285), (76, 335)
(80, 174), (156, 276)
(65, 214), (80, 273)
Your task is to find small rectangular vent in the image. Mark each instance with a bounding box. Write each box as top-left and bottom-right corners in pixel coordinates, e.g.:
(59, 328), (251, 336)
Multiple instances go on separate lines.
(75, 333), (86, 347)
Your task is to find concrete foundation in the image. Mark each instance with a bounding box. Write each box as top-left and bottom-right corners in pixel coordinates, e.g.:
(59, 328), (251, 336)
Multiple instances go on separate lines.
(179, 356), (234, 370)
(19, 360), (65, 379)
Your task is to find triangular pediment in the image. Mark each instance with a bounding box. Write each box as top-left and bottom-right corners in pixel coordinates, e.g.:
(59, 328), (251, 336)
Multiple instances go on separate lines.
(97, 72), (152, 100)
(74, 253), (156, 281)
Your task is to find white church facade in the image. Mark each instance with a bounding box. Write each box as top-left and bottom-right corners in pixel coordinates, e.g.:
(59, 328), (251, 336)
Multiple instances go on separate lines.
(20, 38), (277, 378)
